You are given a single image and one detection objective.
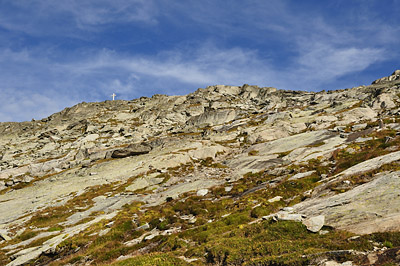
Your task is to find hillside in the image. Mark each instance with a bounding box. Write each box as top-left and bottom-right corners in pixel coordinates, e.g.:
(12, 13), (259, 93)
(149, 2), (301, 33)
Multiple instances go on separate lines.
(1, 70), (400, 265)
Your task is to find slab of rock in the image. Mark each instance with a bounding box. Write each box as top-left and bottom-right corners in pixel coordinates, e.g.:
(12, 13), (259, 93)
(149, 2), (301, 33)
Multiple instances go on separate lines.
(302, 215), (325, 232)
(275, 211), (304, 222)
(321, 261), (353, 266)
(321, 262), (341, 266)
(294, 171), (400, 234)
(188, 144), (227, 160)
(339, 150), (400, 177)
(4, 231), (59, 250)
(248, 127), (290, 143)
(187, 109), (236, 127)
(0, 229), (11, 241)
(337, 107), (377, 126)
(126, 174), (164, 192)
(6, 212), (117, 266)
(314, 150), (400, 196)
(289, 171), (316, 181)
(252, 130), (333, 156)
(111, 143), (152, 158)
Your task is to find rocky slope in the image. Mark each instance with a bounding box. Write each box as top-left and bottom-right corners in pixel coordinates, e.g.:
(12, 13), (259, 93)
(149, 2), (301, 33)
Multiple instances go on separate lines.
(1, 71), (400, 265)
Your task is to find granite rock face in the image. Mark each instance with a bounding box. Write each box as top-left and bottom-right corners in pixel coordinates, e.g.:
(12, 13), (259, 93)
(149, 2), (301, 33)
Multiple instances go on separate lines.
(1, 71), (400, 265)
(372, 70), (400, 84)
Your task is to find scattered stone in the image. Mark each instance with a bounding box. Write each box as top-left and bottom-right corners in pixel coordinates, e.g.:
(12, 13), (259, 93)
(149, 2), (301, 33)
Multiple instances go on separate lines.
(348, 236), (360, 241)
(196, 189), (209, 196)
(224, 186), (233, 192)
(136, 223), (150, 231)
(268, 196), (282, 203)
(179, 256), (199, 263)
(99, 228), (111, 236)
(319, 230), (329, 235)
(320, 261), (341, 266)
(144, 234), (156, 240)
(144, 229), (160, 241)
(22, 175), (34, 183)
(351, 123), (367, 131)
(105, 221), (114, 228)
(333, 126), (346, 132)
(367, 253), (379, 264)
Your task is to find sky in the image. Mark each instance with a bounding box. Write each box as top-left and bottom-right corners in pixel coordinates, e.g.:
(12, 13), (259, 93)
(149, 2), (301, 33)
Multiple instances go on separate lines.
(0, 0), (399, 122)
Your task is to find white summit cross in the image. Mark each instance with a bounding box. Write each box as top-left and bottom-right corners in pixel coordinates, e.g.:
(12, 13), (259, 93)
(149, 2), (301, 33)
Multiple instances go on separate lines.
(111, 93), (116, 100)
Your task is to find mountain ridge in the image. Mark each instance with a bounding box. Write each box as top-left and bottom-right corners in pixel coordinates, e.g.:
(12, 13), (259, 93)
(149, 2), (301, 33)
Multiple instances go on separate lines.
(1, 70), (400, 265)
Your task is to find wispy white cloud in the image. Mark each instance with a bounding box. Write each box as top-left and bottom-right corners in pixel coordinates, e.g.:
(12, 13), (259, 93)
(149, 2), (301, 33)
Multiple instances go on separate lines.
(57, 43), (274, 87)
(294, 43), (385, 89)
(0, 0), (158, 36)
(0, 88), (76, 122)
(54, 0), (159, 28)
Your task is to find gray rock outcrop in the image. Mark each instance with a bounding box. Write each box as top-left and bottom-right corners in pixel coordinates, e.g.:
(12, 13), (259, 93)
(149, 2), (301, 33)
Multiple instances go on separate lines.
(111, 143), (152, 158)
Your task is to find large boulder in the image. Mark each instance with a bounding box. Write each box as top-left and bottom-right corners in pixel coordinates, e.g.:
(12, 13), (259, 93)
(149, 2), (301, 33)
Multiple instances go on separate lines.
(111, 143), (152, 158)
(337, 107), (377, 125)
(371, 93), (397, 110)
(302, 215), (325, 232)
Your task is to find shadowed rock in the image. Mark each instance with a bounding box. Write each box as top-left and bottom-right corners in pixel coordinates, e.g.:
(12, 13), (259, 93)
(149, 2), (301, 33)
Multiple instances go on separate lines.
(111, 143), (152, 158)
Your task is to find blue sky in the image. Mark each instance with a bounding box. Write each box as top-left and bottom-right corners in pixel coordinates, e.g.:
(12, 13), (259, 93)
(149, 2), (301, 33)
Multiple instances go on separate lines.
(1, 0), (399, 122)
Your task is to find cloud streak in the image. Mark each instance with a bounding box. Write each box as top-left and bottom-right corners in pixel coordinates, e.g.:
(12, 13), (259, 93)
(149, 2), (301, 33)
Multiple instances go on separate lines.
(0, 0), (158, 37)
